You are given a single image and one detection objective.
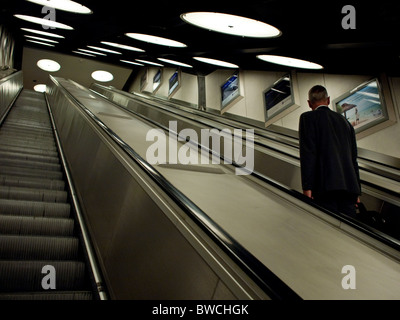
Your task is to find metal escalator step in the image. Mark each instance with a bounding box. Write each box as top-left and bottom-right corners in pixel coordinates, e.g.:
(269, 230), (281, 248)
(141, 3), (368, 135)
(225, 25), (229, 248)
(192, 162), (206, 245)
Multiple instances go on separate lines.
(0, 158), (61, 172)
(0, 291), (93, 300)
(0, 235), (79, 260)
(0, 150), (59, 164)
(0, 199), (71, 218)
(0, 144), (59, 158)
(0, 260), (87, 292)
(0, 166), (64, 180)
(0, 215), (74, 236)
(0, 186), (68, 203)
(0, 175), (65, 191)
(0, 140), (57, 152)
(0, 131), (55, 143)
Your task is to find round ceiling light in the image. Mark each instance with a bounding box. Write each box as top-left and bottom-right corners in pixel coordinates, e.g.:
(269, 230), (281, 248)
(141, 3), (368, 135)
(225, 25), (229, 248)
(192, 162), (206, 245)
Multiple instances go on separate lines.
(193, 57), (239, 69)
(14, 14), (74, 30)
(125, 33), (187, 48)
(157, 58), (193, 68)
(257, 55), (323, 69)
(37, 59), (61, 72)
(91, 70), (114, 82)
(34, 84), (47, 93)
(181, 12), (281, 38)
(25, 0), (92, 14)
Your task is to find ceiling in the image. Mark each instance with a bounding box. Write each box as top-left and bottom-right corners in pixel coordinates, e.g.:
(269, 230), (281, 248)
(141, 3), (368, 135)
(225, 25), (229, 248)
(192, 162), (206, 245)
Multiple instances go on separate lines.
(2, 0), (400, 89)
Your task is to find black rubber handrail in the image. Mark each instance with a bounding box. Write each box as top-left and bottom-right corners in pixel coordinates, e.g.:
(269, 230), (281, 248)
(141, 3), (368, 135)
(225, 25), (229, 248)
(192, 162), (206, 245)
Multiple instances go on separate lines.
(49, 76), (302, 300)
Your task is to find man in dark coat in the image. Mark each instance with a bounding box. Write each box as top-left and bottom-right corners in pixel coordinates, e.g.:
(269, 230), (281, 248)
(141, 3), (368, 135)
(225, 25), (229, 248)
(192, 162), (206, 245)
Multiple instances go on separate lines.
(298, 85), (361, 217)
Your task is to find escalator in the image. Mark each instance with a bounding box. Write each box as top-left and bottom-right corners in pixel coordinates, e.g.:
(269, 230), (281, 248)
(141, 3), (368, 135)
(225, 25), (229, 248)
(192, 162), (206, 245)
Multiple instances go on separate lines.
(0, 89), (95, 300)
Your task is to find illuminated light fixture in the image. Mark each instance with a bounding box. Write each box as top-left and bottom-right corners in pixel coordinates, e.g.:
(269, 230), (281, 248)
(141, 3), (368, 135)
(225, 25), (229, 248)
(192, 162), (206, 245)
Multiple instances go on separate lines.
(37, 59), (61, 72)
(14, 14), (74, 30)
(193, 57), (239, 69)
(181, 12), (281, 38)
(21, 28), (65, 38)
(87, 46), (122, 54)
(120, 60), (144, 66)
(125, 33), (187, 48)
(157, 58), (193, 68)
(135, 59), (164, 67)
(101, 41), (145, 52)
(27, 40), (55, 47)
(257, 54), (323, 69)
(78, 48), (107, 56)
(25, 35), (59, 43)
(91, 70), (114, 82)
(34, 84), (47, 93)
(72, 50), (96, 57)
(25, 0), (92, 14)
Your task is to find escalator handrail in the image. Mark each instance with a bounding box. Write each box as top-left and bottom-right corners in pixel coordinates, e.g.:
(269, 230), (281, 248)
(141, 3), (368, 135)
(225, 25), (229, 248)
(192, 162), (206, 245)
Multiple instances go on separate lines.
(48, 75), (302, 300)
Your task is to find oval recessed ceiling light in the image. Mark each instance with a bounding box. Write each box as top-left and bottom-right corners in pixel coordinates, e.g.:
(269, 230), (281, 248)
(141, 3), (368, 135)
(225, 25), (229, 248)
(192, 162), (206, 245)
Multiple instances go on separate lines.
(87, 46), (122, 55)
(125, 33), (187, 48)
(25, 35), (59, 43)
(101, 41), (145, 52)
(21, 28), (65, 38)
(14, 14), (74, 30)
(34, 84), (47, 93)
(257, 54), (323, 69)
(37, 59), (61, 72)
(25, 0), (92, 14)
(193, 57), (239, 69)
(120, 60), (144, 66)
(157, 58), (193, 68)
(91, 70), (114, 82)
(181, 12), (281, 38)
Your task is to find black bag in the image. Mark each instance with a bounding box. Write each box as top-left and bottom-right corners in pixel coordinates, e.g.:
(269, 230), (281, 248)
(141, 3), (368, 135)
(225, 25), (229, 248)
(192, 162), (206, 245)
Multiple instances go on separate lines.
(356, 202), (382, 227)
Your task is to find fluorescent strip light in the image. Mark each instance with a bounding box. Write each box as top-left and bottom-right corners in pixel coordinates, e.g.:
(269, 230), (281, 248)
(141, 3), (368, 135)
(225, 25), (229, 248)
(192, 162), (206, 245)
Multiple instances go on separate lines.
(26, 40), (55, 47)
(78, 48), (107, 56)
(193, 57), (239, 68)
(101, 41), (145, 52)
(25, 35), (59, 43)
(87, 46), (122, 54)
(135, 59), (164, 67)
(120, 60), (144, 66)
(72, 50), (96, 57)
(14, 14), (74, 30)
(157, 58), (193, 68)
(257, 55), (323, 69)
(21, 28), (65, 38)
(126, 33), (187, 48)
(181, 12), (281, 38)
(25, 0), (92, 14)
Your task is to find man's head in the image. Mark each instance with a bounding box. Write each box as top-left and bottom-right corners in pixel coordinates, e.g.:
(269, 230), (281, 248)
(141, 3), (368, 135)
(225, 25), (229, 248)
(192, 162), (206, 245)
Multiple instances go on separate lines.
(308, 85), (330, 110)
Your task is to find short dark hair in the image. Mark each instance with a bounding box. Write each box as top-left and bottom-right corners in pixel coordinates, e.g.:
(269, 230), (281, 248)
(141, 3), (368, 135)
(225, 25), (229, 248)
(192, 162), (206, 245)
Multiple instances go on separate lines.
(308, 85), (329, 103)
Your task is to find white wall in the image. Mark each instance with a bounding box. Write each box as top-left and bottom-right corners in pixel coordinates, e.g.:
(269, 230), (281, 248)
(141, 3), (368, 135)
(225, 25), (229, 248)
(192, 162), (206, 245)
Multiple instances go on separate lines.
(128, 66), (400, 159)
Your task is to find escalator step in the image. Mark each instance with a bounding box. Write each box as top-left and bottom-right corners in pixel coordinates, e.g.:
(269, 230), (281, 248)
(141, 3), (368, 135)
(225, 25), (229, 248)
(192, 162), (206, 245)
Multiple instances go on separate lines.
(0, 185), (68, 203)
(0, 165), (64, 180)
(0, 175), (65, 191)
(0, 291), (93, 300)
(0, 260), (87, 291)
(0, 150), (59, 164)
(0, 235), (79, 260)
(0, 158), (61, 172)
(0, 144), (58, 158)
(0, 215), (74, 236)
(0, 199), (70, 218)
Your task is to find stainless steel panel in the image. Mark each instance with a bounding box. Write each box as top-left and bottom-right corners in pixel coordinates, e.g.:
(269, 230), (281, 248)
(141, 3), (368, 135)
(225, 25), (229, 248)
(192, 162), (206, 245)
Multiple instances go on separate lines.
(46, 76), (268, 300)
(0, 71), (23, 122)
